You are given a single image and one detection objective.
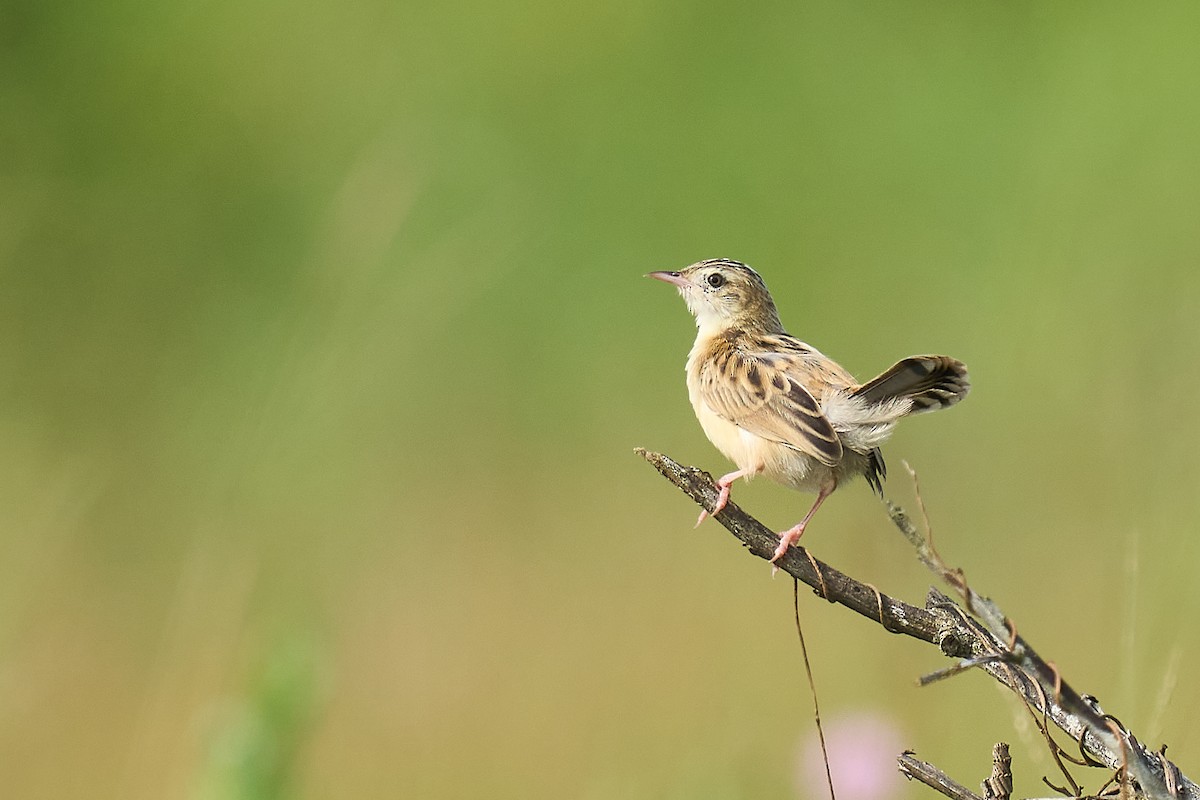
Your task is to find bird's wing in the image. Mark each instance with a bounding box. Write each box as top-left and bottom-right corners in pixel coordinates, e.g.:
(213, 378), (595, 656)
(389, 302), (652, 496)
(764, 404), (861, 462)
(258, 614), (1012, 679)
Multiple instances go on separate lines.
(697, 338), (843, 466)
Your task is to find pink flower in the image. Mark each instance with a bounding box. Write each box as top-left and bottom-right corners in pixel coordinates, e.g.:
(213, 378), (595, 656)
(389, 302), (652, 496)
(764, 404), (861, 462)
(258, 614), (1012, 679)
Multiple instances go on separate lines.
(798, 711), (906, 800)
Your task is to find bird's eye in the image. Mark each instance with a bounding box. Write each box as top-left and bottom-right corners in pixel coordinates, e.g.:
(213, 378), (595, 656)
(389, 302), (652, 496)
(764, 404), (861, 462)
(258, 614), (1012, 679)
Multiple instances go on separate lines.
(706, 273), (725, 289)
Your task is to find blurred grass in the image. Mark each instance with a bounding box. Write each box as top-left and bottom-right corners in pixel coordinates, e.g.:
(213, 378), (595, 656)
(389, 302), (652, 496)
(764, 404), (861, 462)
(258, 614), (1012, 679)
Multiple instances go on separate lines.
(3, 1), (1200, 797)
(194, 637), (319, 800)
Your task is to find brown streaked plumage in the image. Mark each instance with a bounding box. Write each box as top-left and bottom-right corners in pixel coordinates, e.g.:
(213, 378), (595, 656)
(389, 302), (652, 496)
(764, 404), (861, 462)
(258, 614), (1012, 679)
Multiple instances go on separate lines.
(649, 258), (969, 563)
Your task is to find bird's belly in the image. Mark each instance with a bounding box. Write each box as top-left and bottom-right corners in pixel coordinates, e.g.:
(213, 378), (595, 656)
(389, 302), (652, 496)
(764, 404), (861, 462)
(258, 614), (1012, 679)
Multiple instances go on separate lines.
(691, 399), (828, 492)
(694, 401), (760, 467)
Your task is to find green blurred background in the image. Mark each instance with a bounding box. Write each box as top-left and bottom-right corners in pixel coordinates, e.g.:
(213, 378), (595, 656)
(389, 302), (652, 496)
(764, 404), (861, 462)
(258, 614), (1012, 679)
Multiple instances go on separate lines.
(4, 1), (1200, 797)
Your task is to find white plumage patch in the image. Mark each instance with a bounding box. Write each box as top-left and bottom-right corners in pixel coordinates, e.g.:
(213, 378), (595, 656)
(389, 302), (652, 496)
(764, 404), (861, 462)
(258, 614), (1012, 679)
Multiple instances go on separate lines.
(820, 391), (911, 452)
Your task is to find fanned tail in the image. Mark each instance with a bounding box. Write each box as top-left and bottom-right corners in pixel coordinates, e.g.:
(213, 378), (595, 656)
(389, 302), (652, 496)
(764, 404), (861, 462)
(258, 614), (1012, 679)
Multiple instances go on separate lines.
(852, 355), (970, 414)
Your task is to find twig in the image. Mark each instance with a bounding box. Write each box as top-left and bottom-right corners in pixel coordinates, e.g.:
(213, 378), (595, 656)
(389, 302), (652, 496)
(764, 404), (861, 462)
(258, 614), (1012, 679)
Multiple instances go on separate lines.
(794, 580), (836, 800)
(898, 752), (983, 800)
(887, 469), (1154, 794)
(635, 448), (945, 645)
(636, 448), (1198, 800)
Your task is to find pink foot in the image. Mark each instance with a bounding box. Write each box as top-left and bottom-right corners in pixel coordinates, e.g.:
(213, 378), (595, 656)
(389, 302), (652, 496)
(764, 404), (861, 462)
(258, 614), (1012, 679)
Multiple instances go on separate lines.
(695, 469), (747, 527)
(695, 483), (731, 527)
(770, 523), (806, 563)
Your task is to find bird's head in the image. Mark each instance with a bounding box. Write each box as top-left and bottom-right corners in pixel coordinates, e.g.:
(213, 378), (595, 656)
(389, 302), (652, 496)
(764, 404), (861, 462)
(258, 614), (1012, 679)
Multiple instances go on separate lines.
(649, 258), (783, 335)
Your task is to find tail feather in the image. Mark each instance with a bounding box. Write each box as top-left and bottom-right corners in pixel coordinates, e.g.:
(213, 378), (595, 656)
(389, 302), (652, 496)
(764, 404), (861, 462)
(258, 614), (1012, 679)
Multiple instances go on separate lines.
(852, 355), (970, 414)
(864, 448), (886, 496)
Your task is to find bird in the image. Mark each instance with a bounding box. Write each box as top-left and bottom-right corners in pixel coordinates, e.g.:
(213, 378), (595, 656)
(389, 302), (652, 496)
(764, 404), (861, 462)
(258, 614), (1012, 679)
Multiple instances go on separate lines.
(649, 258), (969, 563)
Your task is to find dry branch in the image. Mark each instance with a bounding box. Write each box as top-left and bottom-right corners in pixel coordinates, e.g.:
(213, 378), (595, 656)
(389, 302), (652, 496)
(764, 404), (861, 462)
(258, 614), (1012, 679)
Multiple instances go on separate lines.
(636, 448), (1195, 800)
(899, 751), (984, 800)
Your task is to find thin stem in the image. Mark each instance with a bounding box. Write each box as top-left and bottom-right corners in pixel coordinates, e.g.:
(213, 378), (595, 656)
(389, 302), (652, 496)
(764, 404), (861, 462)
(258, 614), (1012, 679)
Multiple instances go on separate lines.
(795, 579), (835, 800)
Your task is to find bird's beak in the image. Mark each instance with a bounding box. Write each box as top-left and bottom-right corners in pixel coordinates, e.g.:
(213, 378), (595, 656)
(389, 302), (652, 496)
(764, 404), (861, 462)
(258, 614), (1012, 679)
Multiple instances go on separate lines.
(647, 271), (689, 288)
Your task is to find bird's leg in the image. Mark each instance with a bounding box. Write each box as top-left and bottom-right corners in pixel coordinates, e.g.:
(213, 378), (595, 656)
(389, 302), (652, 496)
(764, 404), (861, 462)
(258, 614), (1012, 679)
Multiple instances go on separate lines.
(695, 469), (750, 527)
(770, 481), (836, 563)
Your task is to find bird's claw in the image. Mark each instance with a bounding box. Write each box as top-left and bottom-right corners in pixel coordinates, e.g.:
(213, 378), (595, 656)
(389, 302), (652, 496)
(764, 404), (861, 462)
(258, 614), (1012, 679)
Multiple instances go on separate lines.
(769, 525), (805, 564)
(694, 484), (732, 527)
